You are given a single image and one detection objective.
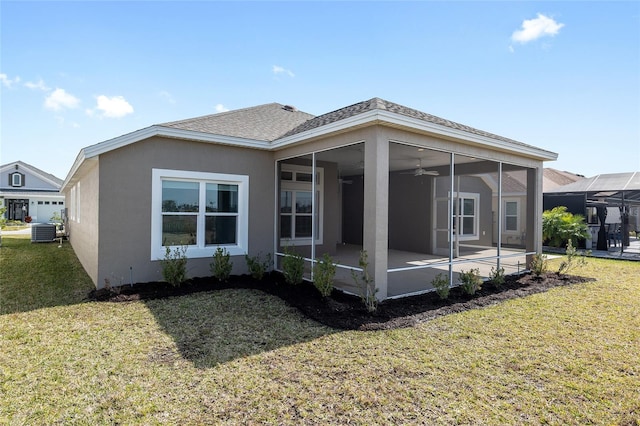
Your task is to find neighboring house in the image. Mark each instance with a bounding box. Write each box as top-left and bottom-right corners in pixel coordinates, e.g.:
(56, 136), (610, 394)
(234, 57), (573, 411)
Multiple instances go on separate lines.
(62, 98), (557, 299)
(543, 168), (585, 192)
(1, 161), (65, 223)
(544, 171), (640, 248)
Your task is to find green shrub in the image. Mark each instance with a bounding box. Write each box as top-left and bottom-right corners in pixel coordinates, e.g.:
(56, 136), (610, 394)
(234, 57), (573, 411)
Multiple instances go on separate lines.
(282, 246), (304, 285)
(210, 247), (233, 282)
(542, 206), (590, 248)
(351, 250), (377, 312)
(431, 273), (450, 300)
(557, 240), (588, 276)
(489, 266), (505, 289)
(313, 253), (336, 297)
(529, 253), (548, 277)
(459, 268), (482, 295)
(160, 246), (188, 286)
(245, 252), (272, 281)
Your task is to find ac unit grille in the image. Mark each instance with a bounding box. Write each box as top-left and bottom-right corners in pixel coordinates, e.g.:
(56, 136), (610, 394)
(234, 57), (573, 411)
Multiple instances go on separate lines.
(31, 224), (57, 243)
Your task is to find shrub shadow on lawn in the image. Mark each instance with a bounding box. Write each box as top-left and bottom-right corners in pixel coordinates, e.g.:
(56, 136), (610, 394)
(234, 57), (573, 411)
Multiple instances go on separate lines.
(91, 271), (594, 367)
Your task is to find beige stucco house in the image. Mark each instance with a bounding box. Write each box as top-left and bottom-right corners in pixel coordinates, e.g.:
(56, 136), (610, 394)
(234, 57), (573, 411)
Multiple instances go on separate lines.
(62, 98), (557, 299)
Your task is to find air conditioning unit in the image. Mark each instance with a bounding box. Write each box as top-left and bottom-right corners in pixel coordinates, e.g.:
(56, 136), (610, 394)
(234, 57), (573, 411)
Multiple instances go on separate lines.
(31, 224), (56, 243)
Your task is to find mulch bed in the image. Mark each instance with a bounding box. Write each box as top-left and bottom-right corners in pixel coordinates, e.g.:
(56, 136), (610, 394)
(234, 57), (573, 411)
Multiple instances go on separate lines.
(89, 272), (594, 331)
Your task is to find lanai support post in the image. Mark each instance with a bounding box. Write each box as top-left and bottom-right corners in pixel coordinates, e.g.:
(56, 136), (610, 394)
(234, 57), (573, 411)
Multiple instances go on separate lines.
(363, 132), (389, 301)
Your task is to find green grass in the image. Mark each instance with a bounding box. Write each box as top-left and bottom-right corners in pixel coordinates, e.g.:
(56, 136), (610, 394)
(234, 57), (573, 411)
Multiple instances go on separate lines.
(0, 236), (94, 314)
(1, 235), (639, 424)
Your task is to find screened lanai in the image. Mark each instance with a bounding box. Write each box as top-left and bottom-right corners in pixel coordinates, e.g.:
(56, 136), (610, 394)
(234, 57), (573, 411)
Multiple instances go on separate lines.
(274, 139), (539, 299)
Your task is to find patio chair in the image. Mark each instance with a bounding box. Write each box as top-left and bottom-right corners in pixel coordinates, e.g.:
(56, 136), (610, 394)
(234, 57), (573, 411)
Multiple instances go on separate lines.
(607, 223), (622, 247)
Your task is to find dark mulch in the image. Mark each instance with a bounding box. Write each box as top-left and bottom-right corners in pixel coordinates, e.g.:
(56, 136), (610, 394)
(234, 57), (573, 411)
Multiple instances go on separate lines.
(89, 272), (594, 331)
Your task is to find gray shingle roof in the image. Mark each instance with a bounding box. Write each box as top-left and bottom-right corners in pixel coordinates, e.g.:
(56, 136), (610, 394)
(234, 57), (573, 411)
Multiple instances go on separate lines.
(159, 103), (314, 142)
(157, 98), (553, 158)
(280, 98), (543, 153)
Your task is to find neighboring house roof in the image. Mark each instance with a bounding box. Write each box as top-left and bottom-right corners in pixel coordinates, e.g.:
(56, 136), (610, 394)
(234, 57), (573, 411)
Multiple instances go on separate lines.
(543, 168), (585, 191)
(0, 161), (63, 193)
(545, 171), (640, 204)
(63, 98), (558, 189)
(546, 172), (640, 193)
(1, 160), (63, 187)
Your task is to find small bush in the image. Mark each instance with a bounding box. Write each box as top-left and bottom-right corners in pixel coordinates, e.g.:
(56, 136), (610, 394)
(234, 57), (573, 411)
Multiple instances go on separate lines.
(351, 250), (377, 312)
(160, 246), (188, 286)
(282, 247), (304, 285)
(245, 252), (272, 281)
(313, 253), (336, 297)
(431, 273), (450, 300)
(529, 253), (548, 277)
(557, 240), (588, 276)
(489, 266), (505, 289)
(210, 247), (233, 282)
(459, 268), (482, 295)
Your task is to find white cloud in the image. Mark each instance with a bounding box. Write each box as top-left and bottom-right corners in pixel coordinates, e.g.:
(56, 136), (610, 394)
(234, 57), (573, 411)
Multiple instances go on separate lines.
(93, 95), (134, 118)
(512, 13), (564, 44)
(0, 73), (21, 88)
(24, 79), (50, 91)
(272, 65), (295, 77)
(158, 90), (176, 104)
(44, 88), (80, 111)
(215, 103), (229, 113)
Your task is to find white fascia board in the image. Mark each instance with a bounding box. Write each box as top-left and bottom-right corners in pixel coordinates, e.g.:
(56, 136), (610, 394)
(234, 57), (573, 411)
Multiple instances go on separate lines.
(271, 109), (558, 162)
(62, 126), (271, 190)
(61, 150), (88, 191)
(376, 110), (558, 161)
(270, 110), (381, 149)
(153, 126), (272, 150)
(0, 191), (64, 199)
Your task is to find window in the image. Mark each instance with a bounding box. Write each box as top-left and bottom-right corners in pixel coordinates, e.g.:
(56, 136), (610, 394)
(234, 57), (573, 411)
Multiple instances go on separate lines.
(69, 183), (80, 222)
(151, 169), (248, 260)
(504, 199), (519, 232)
(44, 201), (50, 205)
(279, 164), (323, 245)
(452, 192), (479, 240)
(38, 201), (43, 205)
(10, 173), (23, 187)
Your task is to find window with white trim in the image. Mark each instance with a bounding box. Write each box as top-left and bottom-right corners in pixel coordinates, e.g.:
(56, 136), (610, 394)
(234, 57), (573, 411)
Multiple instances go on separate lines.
(151, 169), (248, 260)
(504, 199), (519, 232)
(279, 164), (323, 245)
(11, 173), (23, 187)
(452, 192), (479, 240)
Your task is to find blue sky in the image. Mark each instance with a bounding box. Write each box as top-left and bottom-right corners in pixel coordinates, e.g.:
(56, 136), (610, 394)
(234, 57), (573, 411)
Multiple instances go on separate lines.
(1, 1), (639, 181)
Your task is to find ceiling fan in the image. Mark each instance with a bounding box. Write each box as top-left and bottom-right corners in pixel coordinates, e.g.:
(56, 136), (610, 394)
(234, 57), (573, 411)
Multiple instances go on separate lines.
(401, 159), (439, 176)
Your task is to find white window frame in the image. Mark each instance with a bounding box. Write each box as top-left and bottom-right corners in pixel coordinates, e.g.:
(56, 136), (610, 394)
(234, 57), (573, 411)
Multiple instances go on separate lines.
(69, 183), (80, 222)
(151, 169), (249, 260)
(279, 164), (323, 246)
(451, 191), (479, 241)
(11, 173), (22, 187)
(503, 198), (520, 233)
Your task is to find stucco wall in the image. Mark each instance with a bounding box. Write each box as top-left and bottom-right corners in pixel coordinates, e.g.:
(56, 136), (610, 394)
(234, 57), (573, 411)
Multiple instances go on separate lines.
(388, 172), (434, 253)
(95, 137), (275, 287)
(66, 160), (100, 285)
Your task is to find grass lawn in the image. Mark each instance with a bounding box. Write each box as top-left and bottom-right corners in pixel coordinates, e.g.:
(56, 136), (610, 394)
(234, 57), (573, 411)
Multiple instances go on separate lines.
(1, 235), (639, 424)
